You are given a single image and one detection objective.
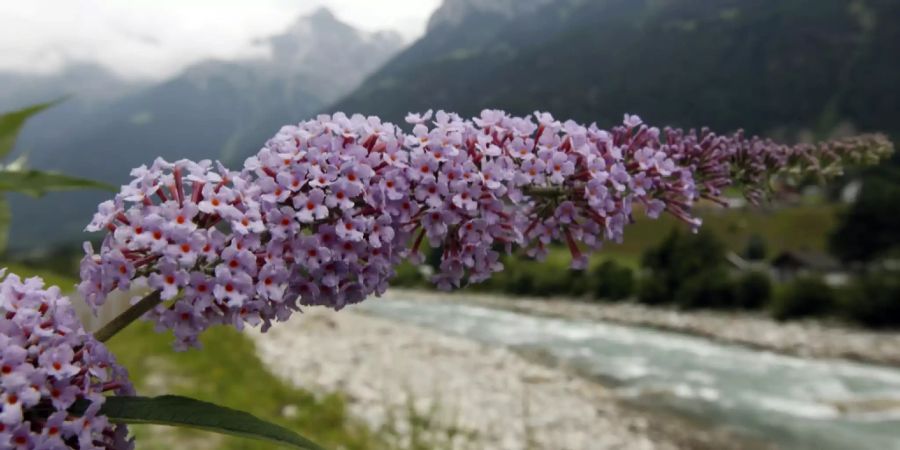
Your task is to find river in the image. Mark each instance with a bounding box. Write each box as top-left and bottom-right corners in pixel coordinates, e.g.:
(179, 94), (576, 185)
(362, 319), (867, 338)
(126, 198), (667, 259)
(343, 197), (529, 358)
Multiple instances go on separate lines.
(359, 297), (900, 450)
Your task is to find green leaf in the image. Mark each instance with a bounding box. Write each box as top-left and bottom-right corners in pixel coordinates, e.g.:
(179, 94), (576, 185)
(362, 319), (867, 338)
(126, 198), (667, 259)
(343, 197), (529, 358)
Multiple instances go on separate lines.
(0, 100), (63, 160)
(72, 395), (327, 450)
(0, 169), (114, 197)
(0, 195), (8, 254)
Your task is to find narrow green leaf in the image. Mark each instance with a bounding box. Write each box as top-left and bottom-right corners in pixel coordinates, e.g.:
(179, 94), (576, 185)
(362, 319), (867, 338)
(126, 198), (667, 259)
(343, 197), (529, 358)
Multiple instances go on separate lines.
(0, 169), (114, 197)
(0, 195), (9, 254)
(72, 395), (326, 450)
(0, 100), (63, 160)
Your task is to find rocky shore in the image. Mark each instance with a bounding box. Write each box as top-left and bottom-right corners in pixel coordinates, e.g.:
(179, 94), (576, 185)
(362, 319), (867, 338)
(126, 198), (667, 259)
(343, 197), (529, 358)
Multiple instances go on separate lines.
(250, 308), (759, 450)
(382, 289), (900, 367)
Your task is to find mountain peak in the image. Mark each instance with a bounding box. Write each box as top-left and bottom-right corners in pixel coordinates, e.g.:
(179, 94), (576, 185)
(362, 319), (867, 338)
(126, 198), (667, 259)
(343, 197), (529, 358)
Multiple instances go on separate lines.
(275, 7), (347, 40)
(258, 8), (403, 102)
(306, 7), (338, 24)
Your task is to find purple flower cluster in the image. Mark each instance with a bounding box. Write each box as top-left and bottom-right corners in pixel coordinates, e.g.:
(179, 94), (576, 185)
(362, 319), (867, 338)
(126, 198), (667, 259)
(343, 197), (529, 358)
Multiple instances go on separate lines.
(79, 110), (892, 348)
(1, 270), (133, 450)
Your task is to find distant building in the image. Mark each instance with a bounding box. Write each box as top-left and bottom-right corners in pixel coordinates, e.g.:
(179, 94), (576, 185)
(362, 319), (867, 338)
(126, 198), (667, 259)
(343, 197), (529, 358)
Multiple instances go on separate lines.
(770, 250), (848, 286)
(725, 252), (768, 272)
(841, 180), (863, 204)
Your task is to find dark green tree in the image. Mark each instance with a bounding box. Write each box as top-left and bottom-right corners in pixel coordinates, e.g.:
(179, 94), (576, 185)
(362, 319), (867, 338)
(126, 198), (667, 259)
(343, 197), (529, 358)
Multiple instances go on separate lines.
(770, 277), (836, 320)
(638, 228), (735, 309)
(840, 271), (900, 328)
(743, 234), (768, 261)
(592, 260), (635, 301)
(829, 166), (900, 263)
(734, 271), (773, 309)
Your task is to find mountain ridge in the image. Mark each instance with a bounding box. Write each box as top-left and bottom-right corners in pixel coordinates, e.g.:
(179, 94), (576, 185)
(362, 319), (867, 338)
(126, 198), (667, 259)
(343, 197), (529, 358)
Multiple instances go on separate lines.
(334, 0), (900, 138)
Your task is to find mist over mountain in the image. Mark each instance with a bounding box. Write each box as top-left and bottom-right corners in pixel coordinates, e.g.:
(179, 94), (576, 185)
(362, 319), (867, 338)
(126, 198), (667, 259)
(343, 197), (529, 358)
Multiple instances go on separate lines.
(2, 64), (142, 159)
(0, 63), (137, 111)
(335, 0), (900, 138)
(8, 8), (403, 250)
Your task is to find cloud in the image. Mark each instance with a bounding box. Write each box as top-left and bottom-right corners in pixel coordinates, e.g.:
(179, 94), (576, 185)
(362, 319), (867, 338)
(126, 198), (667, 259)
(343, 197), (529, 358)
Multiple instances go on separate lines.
(0, 0), (440, 80)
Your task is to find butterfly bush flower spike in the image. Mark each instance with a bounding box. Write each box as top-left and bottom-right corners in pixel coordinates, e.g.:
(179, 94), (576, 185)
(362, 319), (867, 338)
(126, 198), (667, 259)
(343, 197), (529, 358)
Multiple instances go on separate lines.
(0, 269), (134, 450)
(80, 110), (893, 349)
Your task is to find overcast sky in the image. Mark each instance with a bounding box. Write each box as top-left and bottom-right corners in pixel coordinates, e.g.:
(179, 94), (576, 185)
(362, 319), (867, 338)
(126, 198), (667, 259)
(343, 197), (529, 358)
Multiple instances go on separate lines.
(0, 0), (442, 80)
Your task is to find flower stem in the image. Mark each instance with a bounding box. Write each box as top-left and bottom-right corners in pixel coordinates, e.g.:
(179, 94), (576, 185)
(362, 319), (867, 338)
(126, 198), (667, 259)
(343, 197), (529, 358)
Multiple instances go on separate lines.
(522, 186), (568, 198)
(93, 290), (163, 342)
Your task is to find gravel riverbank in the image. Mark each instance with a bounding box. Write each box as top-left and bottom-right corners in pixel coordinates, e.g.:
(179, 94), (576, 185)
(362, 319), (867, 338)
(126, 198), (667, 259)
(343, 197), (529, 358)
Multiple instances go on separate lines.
(250, 308), (760, 450)
(381, 289), (900, 367)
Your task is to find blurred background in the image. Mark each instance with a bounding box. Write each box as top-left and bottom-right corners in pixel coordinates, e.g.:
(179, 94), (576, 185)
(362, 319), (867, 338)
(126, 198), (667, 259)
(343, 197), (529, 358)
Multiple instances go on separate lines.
(2, 0), (900, 449)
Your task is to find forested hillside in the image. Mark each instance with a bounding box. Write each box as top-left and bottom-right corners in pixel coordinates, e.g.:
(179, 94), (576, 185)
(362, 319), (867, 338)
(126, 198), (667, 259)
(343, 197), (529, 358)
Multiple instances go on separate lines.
(336, 0), (900, 138)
